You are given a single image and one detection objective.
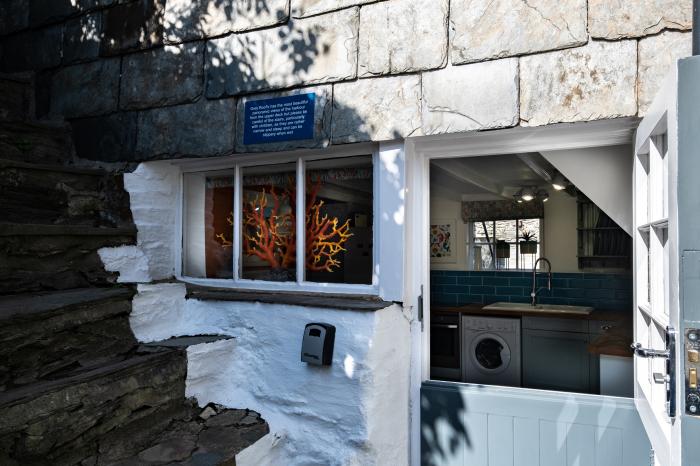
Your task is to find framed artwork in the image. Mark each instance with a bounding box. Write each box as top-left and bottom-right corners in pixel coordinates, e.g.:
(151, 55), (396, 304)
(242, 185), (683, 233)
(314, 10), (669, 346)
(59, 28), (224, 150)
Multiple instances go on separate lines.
(430, 219), (456, 263)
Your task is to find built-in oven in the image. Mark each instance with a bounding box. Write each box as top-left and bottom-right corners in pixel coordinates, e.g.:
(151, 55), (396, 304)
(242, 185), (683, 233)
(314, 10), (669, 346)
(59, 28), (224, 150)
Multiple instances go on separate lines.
(430, 312), (461, 380)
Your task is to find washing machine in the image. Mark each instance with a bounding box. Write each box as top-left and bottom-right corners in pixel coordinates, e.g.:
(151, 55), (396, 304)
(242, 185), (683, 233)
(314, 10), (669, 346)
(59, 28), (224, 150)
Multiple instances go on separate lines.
(461, 315), (521, 387)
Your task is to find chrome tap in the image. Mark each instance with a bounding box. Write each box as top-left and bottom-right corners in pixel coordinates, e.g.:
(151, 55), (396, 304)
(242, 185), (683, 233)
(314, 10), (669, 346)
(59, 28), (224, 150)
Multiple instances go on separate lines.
(531, 257), (552, 306)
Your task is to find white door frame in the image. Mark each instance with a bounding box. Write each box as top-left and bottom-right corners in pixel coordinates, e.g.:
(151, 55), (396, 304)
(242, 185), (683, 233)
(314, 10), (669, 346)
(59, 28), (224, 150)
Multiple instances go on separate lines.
(403, 117), (639, 466)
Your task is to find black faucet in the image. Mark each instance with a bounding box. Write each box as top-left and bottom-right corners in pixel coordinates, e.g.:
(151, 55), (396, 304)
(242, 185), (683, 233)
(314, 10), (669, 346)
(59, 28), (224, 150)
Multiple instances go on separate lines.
(531, 257), (552, 306)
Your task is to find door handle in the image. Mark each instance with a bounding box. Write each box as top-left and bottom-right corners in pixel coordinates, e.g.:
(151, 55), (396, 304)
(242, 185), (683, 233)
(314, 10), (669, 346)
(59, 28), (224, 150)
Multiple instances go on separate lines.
(631, 343), (670, 358)
(433, 324), (458, 329)
(633, 327), (676, 418)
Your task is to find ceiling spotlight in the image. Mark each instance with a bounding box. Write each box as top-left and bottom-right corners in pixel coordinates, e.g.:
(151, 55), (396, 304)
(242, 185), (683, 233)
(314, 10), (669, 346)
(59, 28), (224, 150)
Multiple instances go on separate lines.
(540, 191), (549, 202)
(552, 173), (567, 191)
(521, 187), (535, 202)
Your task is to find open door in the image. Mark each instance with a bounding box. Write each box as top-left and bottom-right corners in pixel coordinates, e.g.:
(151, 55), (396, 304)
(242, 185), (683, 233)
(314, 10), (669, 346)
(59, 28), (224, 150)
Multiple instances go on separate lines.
(632, 56), (700, 466)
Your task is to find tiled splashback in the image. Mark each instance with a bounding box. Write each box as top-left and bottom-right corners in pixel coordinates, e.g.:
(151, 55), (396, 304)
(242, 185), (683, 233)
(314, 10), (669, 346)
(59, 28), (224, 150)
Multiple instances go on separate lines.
(431, 270), (633, 311)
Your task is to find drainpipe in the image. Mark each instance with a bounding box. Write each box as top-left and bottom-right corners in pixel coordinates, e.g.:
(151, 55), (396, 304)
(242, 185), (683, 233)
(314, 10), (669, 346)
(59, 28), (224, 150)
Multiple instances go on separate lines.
(695, 0), (700, 55)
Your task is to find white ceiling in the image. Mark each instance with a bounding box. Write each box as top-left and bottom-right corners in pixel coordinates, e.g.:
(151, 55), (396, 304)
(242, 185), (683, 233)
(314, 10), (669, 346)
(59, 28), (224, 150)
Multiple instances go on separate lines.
(430, 153), (558, 201)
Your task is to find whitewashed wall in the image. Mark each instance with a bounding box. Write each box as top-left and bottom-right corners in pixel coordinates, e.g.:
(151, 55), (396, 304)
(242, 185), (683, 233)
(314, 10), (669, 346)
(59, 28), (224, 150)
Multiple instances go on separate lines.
(131, 283), (411, 466)
(98, 153), (412, 465)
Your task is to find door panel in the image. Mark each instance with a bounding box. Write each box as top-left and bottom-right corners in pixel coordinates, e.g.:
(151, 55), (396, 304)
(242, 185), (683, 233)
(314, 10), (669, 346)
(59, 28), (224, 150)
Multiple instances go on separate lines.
(633, 56), (700, 465)
(420, 382), (649, 466)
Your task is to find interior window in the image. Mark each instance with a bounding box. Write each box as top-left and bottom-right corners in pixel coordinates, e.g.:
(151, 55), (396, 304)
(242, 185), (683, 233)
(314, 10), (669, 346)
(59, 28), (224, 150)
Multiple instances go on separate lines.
(470, 218), (541, 270)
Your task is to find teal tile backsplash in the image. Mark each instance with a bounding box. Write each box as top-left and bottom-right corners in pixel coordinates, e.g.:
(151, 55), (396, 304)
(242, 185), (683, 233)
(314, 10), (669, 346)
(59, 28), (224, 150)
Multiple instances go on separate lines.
(431, 270), (632, 311)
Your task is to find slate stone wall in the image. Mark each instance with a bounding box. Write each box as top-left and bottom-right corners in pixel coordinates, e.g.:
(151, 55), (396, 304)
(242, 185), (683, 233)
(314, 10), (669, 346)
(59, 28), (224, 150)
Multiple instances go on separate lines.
(0, 0), (693, 162)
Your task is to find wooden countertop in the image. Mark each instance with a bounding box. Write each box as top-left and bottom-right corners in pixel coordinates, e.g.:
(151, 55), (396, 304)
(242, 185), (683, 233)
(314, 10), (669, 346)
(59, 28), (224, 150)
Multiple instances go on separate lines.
(433, 303), (633, 358)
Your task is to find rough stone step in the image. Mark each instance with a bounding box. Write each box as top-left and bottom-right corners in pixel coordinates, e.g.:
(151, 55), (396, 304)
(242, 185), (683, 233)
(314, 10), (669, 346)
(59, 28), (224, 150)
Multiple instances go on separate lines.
(0, 225), (136, 294)
(100, 401), (269, 466)
(0, 287), (138, 391)
(0, 120), (74, 165)
(0, 348), (188, 466)
(0, 161), (133, 227)
(144, 334), (234, 348)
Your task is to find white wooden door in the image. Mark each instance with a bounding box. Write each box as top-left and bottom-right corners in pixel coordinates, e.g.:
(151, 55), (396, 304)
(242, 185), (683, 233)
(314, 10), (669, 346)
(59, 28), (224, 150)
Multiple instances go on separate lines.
(632, 56), (700, 466)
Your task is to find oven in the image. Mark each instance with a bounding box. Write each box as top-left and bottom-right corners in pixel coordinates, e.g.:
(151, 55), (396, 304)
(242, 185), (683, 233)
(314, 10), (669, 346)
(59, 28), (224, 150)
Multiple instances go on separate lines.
(430, 312), (461, 380)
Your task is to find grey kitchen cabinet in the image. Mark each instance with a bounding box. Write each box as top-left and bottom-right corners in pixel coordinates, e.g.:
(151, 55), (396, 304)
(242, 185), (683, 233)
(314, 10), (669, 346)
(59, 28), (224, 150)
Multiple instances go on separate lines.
(522, 328), (599, 394)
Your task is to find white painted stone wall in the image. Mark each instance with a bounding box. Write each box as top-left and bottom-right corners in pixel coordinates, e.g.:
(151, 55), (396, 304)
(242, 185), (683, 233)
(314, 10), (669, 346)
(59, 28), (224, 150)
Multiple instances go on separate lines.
(98, 161), (180, 283)
(98, 153), (412, 464)
(129, 282), (411, 466)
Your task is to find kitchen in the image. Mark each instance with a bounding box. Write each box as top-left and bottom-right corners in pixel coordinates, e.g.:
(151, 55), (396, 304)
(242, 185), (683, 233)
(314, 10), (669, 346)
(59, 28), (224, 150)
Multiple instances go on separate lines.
(429, 149), (634, 397)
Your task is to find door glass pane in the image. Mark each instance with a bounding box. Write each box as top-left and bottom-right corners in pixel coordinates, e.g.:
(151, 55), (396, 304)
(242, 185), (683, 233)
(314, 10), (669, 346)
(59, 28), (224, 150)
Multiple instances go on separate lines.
(241, 163), (297, 281)
(304, 156), (373, 284)
(183, 171), (234, 279)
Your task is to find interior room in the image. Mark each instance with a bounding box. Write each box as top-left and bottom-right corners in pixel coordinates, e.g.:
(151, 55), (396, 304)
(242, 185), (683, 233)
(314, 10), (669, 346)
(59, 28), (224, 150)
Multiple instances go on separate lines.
(429, 148), (635, 397)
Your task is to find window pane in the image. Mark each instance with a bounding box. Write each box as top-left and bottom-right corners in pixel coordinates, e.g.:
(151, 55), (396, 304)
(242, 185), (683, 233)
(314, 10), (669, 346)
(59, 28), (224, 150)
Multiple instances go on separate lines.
(183, 171), (234, 278)
(305, 156), (373, 284)
(241, 163), (296, 282)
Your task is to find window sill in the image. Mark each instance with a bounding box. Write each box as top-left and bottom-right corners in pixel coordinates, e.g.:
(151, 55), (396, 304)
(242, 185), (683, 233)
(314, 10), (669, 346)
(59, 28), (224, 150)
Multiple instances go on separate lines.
(184, 283), (394, 312)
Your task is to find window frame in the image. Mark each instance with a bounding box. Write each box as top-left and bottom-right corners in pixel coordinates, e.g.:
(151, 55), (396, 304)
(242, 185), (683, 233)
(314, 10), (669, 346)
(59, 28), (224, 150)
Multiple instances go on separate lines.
(176, 146), (381, 295)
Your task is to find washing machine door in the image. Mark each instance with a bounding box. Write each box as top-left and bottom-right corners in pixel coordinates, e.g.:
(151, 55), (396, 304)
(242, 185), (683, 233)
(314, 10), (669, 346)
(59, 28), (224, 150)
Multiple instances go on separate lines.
(470, 333), (511, 375)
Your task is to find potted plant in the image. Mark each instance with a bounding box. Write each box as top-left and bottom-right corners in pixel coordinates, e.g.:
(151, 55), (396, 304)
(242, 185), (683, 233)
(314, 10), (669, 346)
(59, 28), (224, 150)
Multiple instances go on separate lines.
(519, 228), (537, 255)
(495, 240), (510, 258)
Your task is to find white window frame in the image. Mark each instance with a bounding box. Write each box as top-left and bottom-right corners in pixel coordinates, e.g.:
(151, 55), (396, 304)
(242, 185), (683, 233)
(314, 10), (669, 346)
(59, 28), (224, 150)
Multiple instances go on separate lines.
(468, 218), (544, 271)
(174, 143), (387, 296)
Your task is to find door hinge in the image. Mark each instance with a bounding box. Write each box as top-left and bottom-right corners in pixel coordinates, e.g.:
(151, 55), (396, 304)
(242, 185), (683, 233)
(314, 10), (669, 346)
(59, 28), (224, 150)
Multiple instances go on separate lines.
(418, 285), (424, 331)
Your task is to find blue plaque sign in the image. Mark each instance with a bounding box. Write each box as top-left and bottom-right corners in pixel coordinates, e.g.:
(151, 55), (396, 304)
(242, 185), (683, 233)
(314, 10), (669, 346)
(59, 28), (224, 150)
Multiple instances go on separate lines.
(243, 93), (315, 145)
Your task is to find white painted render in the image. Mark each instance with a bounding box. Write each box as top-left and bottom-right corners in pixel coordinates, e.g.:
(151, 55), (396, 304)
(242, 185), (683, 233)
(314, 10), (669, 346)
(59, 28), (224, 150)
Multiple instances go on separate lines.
(542, 145), (633, 235)
(131, 283), (411, 466)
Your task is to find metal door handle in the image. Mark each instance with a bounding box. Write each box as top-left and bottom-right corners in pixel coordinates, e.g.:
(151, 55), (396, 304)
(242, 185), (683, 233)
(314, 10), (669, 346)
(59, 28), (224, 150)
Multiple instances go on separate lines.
(433, 324), (458, 329)
(631, 343), (670, 358)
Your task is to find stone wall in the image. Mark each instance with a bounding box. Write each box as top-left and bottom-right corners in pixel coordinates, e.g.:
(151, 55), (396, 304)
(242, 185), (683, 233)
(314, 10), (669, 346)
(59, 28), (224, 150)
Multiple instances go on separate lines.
(0, 0), (693, 162)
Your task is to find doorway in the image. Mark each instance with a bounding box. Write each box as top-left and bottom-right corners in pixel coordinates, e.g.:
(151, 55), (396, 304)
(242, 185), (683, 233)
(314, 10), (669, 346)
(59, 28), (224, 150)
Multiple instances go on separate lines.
(406, 119), (651, 466)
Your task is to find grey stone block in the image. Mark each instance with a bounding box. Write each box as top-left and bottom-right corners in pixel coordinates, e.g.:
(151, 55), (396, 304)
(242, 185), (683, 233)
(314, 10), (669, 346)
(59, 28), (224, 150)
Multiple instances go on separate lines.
(71, 112), (138, 163)
(206, 7), (358, 97)
(0, 0), (29, 36)
(421, 59), (519, 134)
(235, 85), (331, 152)
(638, 31), (692, 115)
(137, 98), (236, 159)
(120, 42), (204, 110)
(0, 26), (62, 72)
(358, 0), (448, 77)
(589, 0), (691, 39)
(450, 0), (588, 64)
(164, 0), (289, 44)
(101, 0), (164, 55)
(29, 0), (116, 27)
(520, 41), (637, 127)
(62, 11), (102, 64)
(292, 0), (378, 18)
(332, 75), (421, 144)
(50, 58), (120, 118)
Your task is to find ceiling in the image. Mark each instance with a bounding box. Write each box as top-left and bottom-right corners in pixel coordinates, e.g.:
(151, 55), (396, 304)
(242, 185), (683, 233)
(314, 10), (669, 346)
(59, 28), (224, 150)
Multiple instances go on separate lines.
(430, 153), (559, 202)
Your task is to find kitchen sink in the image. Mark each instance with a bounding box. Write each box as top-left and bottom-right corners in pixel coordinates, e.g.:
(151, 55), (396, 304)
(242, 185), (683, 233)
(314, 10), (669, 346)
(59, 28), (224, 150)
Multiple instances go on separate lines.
(482, 302), (594, 315)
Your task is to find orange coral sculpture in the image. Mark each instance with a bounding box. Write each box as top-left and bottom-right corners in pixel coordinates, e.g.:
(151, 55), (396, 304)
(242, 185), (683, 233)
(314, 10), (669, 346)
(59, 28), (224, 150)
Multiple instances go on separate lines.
(213, 179), (353, 273)
(304, 179), (353, 272)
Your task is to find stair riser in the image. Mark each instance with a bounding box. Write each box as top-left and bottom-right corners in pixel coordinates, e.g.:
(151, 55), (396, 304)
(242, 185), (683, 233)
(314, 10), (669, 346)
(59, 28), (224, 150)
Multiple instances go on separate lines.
(0, 121), (74, 165)
(0, 351), (187, 464)
(0, 166), (132, 227)
(0, 234), (134, 293)
(0, 298), (137, 390)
